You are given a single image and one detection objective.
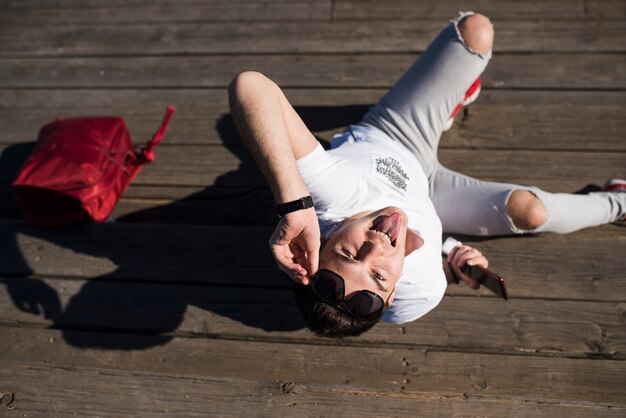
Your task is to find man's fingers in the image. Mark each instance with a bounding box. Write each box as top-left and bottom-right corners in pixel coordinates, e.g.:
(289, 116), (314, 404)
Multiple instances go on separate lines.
(459, 250), (488, 270)
(295, 272), (311, 285)
(450, 245), (471, 265)
(452, 247), (481, 267)
(268, 213), (321, 285)
(446, 246), (460, 263)
(272, 245), (311, 285)
(451, 263), (481, 290)
(456, 249), (479, 266)
(272, 246), (298, 270)
(467, 256), (489, 269)
(463, 275), (481, 290)
(306, 248), (319, 276)
(289, 266), (310, 285)
(277, 261), (309, 285)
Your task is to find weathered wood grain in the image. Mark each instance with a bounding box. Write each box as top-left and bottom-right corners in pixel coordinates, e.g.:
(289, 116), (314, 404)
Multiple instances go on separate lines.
(1, 273), (624, 357)
(0, 1), (330, 25)
(0, 181), (277, 224)
(585, 0), (626, 20)
(2, 0), (618, 24)
(1, 220), (624, 302)
(2, 53), (624, 89)
(0, 0), (626, 25)
(2, 142), (623, 191)
(0, 0), (321, 10)
(0, 0), (624, 414)
(333, 0), (626, 21)
(0, 21), (624, 57)
(1, 89), (624, 152)
(5, 143), (622, 192)
(2, 0), (623, 22)
(2, 361), (623, 417)
(1, 324), (625, 404)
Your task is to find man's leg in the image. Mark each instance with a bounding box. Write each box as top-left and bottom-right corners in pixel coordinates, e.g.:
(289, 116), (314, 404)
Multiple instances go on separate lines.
(431, 165), (626, 236)
(359, 12), (493, 179)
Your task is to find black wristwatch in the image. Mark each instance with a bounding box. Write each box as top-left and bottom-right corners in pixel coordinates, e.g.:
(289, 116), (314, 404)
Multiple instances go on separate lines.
(276, 196), (314, 217)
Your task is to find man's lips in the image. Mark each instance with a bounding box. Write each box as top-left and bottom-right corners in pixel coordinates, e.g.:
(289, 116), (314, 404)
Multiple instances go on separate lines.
(371, 212), (403, 246)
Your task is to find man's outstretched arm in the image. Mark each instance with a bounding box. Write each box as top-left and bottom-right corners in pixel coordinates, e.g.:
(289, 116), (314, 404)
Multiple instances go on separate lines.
(228, 71), (320, 284)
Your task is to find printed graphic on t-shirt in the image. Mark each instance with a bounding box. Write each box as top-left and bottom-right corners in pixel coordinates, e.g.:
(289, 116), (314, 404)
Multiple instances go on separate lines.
(373, 156), (409, 191)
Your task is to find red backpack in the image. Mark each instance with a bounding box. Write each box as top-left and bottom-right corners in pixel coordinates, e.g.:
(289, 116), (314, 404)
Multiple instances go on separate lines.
(12, 106), (175, 227)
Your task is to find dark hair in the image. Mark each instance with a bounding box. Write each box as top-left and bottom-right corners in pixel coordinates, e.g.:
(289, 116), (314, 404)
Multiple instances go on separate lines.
(293, 283), (380, 338)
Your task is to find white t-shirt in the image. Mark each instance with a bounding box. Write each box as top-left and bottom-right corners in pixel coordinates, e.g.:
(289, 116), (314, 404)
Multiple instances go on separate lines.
(296, 126), (446, 323)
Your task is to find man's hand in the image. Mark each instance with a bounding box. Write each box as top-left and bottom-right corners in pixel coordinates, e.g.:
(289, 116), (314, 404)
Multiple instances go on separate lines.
(269, 208), (320, 285)
(444, 245), (489, 289)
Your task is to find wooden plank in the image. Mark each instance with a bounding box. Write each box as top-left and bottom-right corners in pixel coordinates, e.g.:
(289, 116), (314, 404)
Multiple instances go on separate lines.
(0, 0), (318, 10)
(1, 53), (624, 89)
(586, 0), (626, 20)
(1, 275), (624, 357)
(0, 181), (277, 224)
(0, 220), (624, 301)
(112, 189), (276, 225)
(442, 102), (626, 153)
(1, 90), (623, 152)
(0, 0), (610, 23)
(333, 0), (626, 21)
(4, 143), (622, 191)
(0, 328), (625, 405)
(2, 361), (624, 417)
(0, 221), (275, 278)
(437, 149), (626, 192)
(0, 1), (621, 413)
(2, 0), (622, 21)
(2, 141), (624, 191)
(0, 21), (624, 57)
(0, 1), (331, 25)
(108, 191), (625, 231)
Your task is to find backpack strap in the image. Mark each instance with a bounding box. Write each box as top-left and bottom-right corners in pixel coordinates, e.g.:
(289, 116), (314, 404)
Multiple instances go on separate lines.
(139, 106), (176, 163)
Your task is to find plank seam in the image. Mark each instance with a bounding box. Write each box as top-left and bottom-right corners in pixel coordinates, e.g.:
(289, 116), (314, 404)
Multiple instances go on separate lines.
(2, 359), (624, 408)
(1, 273), (624, 304)
(0, 322), (622, 361)
(1, 86), (625, 94)
(0, 50), (624, 59)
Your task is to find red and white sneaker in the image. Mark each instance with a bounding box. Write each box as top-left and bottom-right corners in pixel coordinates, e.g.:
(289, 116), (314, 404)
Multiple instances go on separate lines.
(443, 77), (482, 131)
(603, 179), (626, 224)
(602, 179), (626, 193)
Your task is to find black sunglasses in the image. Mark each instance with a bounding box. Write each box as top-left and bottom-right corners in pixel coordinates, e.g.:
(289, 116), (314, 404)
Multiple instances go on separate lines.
(311, 269), (385, 322)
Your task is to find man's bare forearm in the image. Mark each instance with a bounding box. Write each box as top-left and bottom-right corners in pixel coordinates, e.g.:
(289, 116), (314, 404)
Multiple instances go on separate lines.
(229, 72), (321, 281)
(228, 71), (310, 204)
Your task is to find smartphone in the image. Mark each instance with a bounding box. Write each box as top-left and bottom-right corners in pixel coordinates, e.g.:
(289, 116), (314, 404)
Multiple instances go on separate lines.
(459, 264), (508, 300)
(442, 237), (508, 300)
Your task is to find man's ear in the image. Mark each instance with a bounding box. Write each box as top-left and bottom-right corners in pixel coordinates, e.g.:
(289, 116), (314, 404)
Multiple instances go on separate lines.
(404, 228), (424, 256)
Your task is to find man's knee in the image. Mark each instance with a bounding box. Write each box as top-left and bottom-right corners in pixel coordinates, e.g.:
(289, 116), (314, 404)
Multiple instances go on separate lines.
(457, 13), (494, 56)
(228, 71), (276, 106)
(506, 190), (547, 231)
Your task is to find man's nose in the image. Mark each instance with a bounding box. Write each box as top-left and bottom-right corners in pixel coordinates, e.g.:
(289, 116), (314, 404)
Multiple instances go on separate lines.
(362, 238), (388, 259)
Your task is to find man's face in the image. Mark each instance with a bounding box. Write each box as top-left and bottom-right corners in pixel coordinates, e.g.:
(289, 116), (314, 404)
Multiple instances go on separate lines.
(318, 206), (423, 307)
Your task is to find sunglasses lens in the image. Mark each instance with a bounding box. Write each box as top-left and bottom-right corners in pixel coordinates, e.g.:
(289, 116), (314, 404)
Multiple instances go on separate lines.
(312, 270), (384, 321)
(348, 291), (384, 320)
(313, 271), (343, 303)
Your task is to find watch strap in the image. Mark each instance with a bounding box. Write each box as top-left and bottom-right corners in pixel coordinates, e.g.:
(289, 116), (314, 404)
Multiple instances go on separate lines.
(276, 196), (314, 217)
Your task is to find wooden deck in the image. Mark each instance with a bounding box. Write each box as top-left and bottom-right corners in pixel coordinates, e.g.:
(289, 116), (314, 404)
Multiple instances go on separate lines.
(1, 1), (625, 416)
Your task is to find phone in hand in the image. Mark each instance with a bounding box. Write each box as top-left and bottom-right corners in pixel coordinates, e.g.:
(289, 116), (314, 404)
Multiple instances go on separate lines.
(457, 263), (508, 300)
(442, 237), (508, 300)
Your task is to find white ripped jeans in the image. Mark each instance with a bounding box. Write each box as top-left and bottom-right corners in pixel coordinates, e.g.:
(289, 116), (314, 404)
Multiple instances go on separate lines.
(345, 12), (625, 236)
